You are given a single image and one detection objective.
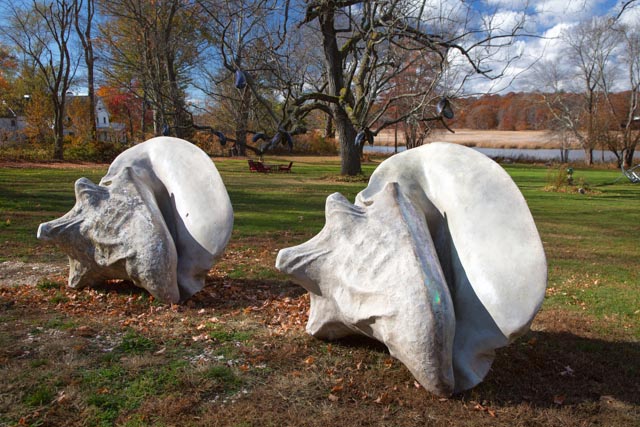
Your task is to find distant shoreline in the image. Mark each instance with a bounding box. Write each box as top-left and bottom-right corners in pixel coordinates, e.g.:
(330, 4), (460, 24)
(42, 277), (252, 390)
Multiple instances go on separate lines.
(374, 129), (568, 149)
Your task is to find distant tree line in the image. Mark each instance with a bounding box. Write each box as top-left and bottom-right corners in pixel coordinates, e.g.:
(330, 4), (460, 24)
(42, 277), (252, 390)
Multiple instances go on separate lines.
(1, 0), (638, 171)
(451, 93), (553, 131)
(452, 91), (636, 132)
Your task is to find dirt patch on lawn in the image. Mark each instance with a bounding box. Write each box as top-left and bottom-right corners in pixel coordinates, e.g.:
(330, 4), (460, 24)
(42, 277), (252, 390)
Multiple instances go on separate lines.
(0, 260), (67, 286)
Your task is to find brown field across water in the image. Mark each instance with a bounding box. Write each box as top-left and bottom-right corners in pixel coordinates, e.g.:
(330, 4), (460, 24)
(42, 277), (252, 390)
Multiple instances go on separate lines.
(375, 129), (569, 149)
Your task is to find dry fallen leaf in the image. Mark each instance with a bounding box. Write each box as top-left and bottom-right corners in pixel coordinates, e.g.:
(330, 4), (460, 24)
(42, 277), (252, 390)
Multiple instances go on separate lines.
(303, 356), (315, 365)
(55, 391), (68, 403)
(331, 384), (344, 393)
(374, 392), (392, 405)
(328, 393), (339, 402)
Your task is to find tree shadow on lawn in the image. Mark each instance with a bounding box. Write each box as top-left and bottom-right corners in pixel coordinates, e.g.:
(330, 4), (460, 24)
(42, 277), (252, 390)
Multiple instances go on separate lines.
(194, 276), (640, 410)
(328, 329), (640, 410)
(468, 330), (639, 409)
(88, 279), (639, 410)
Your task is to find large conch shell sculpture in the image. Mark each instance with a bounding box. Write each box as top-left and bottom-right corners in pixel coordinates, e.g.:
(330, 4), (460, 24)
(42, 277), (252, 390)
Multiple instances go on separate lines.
(37, 137), (234, 303)
(276, 142), (547, 395)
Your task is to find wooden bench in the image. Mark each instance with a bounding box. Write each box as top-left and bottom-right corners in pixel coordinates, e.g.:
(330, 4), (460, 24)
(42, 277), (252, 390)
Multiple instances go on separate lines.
(248, 160), (294, 173)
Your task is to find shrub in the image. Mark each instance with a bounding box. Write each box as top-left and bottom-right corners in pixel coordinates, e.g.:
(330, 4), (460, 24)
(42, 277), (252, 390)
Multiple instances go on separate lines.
(286, 131), (337, 155)
(65, 140), (127, 163)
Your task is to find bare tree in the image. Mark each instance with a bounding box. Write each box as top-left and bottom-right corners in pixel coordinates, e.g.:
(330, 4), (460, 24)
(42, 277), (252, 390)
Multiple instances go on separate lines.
(2, 0), (78, 159)
(537, 17), (619, 165)
(296, 0), (531, 175)
(195, 0), (309, 156)
(197, 0), (273, 154)
(606, 23), (640, 168)
(74, 0), (96, 141)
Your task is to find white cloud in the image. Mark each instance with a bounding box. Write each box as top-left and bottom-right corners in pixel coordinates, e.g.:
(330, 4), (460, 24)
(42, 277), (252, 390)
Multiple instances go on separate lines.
(532, 0), (603, 28)
(483, 0), (530, 8)
(482, 10), (529, 35)
(411, 0), (624, 94)
(527, 22), (574, 61)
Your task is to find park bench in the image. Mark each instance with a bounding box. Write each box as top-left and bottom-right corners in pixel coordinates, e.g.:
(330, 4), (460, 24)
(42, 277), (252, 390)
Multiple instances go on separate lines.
(248, 159), (272, 173)
(248, 159), (293, 173)
(278, 161), (293, 173)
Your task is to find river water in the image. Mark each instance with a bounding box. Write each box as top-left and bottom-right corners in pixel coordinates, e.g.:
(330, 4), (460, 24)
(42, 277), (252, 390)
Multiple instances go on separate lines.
(363, 145), (640, 163)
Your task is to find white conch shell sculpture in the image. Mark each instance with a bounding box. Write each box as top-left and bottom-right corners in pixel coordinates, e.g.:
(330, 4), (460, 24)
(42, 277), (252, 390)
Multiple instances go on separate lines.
(276, 142), (547, 395)
(37, 137), (234, 303)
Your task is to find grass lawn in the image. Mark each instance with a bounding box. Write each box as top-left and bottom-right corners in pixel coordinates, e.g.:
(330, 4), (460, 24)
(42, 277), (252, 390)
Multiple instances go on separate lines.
(0, 156), (638, 426)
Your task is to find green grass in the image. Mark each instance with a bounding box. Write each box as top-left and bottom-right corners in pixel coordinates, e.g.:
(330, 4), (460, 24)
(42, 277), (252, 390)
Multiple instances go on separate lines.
(504, 165), (640, 334)
(1, 156), (639, 426)
(82, 361), (188, 427)
(0, 165), (105, 262)
(2, 158), (637, 333)
(23, 384), (56, 407)
(116, 329), (157, 355)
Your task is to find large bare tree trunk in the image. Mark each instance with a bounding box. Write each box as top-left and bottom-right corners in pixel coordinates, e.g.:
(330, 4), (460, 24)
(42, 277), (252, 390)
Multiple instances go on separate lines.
(333, 107), (359, 175)
(319, 8), (361, 175)
(234, 87), (251, 156)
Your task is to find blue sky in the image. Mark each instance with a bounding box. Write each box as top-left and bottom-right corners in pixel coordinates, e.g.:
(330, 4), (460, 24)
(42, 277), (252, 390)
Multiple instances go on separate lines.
(3, 0), (638, 96)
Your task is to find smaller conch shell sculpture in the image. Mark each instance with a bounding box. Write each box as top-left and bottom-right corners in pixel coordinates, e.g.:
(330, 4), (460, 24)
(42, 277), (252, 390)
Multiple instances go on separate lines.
(276, 142), (547, 395)
(37, 137), (234, 303)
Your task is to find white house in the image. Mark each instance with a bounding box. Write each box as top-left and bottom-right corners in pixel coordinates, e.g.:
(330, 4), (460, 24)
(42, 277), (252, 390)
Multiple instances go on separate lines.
(1, 94), (127, 144)
(0, 101), (27, 144)
(93, 96), (126, 142)
(65, 93), (127, 143)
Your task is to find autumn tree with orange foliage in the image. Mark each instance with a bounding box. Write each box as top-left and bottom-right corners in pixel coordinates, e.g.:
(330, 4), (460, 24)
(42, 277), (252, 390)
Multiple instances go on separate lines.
(451, 93), (552, 131)
(65, 96), (94, 145)
(0, 45), (24, 121)
(96, 85), (149, 142)
(23, 90), (54, 145)
(0, 45), (15, 96)
(98, 0), (201, 138)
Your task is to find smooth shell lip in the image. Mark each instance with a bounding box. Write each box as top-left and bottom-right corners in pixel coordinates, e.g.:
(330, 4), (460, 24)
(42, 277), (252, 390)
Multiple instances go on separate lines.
(359, 142), (547, 339)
